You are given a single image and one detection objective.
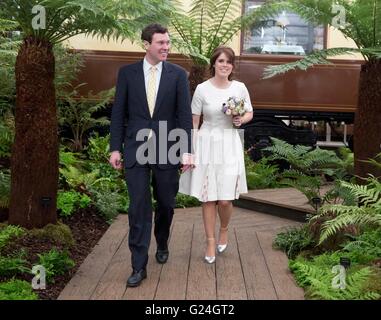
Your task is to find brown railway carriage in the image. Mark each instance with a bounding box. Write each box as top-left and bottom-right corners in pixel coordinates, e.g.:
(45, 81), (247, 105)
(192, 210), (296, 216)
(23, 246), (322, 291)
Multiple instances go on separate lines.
(74, 50), (362, 158)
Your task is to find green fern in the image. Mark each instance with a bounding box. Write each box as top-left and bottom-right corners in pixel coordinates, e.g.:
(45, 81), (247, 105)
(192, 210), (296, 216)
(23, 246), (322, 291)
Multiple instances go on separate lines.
(264, 137), (346, 208)
(0, 250), (30, 277)
(273, 225), (315, 259)
(85, 133), (111, 163)
(265, 137), (343, 172)
(59, 147), (85, 169)
(58, 86), (114, 152)
(0, 113), (14, 158)
(309, 267), (380, 300)
(0, 225), (25, 251)
(342, 229), (381, 264)
(0, 279), (38, 300)
(245, 153), (281, 189)
(59, 165), (110, 192)
(362, 152), (381, 173)
(314, 177), (381, 244)
(290, 256), (381, 300)
(0, 170), (10, 209)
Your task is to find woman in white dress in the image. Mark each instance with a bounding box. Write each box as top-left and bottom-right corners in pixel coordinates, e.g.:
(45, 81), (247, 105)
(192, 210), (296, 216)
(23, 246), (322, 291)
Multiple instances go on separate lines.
(179, 46), (253, 263)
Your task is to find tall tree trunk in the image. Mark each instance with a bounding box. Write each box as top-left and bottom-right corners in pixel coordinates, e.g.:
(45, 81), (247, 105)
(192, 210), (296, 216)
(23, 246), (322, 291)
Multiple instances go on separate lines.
(9, 37), (58, 229)
(188, 64), (208, 95)
(354, 59), (381, 181)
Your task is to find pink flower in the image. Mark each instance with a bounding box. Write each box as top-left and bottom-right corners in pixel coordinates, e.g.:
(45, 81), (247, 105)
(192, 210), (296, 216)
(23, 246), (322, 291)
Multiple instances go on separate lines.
(225, 109), (232, 115)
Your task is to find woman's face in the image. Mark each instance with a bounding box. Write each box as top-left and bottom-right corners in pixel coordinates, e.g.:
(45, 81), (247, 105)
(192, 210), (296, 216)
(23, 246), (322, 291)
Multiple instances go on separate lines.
(213, 52), (233, 79)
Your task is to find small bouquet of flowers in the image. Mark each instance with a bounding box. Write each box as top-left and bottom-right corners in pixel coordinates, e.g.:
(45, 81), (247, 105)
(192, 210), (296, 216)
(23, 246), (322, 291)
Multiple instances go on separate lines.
(222, 96), (246, 124)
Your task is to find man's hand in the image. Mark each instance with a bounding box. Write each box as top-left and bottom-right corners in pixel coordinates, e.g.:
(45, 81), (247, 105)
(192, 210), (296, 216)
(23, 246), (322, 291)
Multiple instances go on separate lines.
(109, 151), (123, 170)
(181, 153), (195, 173)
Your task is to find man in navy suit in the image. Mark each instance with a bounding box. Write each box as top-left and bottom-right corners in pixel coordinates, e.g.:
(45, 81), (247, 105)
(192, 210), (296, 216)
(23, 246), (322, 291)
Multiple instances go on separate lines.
(109, 24), (194, 287)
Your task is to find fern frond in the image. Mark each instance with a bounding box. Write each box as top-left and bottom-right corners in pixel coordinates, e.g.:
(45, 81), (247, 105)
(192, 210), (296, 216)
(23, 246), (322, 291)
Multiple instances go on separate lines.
(263, 48), (361, 79)
(290, 255), (381, 300)
(341, 180), (381, 205)
(318, 208), (381, 244)
(0, 170), (10, 208)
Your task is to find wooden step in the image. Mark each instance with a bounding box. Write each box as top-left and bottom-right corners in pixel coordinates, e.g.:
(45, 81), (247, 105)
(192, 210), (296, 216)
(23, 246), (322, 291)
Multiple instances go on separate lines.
(234, 187), (324, 222)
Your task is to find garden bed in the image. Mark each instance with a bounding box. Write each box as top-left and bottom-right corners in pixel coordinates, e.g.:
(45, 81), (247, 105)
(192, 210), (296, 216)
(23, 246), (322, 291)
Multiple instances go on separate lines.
(0, 207), (109, 300)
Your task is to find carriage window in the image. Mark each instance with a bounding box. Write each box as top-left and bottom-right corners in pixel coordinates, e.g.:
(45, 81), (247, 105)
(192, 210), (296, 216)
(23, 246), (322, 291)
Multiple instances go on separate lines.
(242, 0), (325, 55)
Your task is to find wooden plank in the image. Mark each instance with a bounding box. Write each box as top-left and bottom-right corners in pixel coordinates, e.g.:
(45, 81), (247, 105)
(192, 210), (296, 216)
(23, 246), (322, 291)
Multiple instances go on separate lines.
(59, 202), (305, 300)
(186, 223), (217, 300)
(90, 233), (130, 300)
(235, 227), (278, 300)
(231, 207), (303, 221)
(241, 195), (314, 213)
(243, 186), (332, 214)
(256, 230), (305, 300)
(229, 211), (302, 229)
(58, 214), (129, 300)
(216, 227), (247, 300)
(243, 222), (301, 234)
(154, 221), (193, 300)
(122, 223), (174, 300)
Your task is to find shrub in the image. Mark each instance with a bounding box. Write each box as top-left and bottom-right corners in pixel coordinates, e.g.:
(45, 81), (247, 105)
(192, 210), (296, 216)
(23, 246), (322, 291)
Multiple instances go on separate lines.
(289, 255), (381, 300)
(57, 191), (91, 217)
(175, 193), (201, 208)
(313, 177), (381, 244)
(0, 250), (30, 277)
(37, 248), (75, 283)
(341, 228), (381, 265)
(0, 279), (38, 300)
(91, 190), (122, 223)
(28, 222), (75, 248)
(273, 225), (315, 259)
(58, 87), (114, 152)
(0, 225), (25, 251)
(264, 138), (350, 208)
(245, 153), (280, 189)
(86, 132), (110, 163)
(0, 169), (11, 209)
(0, 113), (14, 159)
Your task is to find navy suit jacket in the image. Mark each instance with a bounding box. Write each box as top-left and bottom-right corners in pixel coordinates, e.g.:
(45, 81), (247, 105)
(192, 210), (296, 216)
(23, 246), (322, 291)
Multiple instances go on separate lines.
(110, 60), (193, 169)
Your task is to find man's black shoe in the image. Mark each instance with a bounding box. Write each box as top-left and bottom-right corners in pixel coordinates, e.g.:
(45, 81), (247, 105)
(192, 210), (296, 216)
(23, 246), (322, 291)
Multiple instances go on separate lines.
(155, 249), (169, 264)
(126, 269), (147, 287)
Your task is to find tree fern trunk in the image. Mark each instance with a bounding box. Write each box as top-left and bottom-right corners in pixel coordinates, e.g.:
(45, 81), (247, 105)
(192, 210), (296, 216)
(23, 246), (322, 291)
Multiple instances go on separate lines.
(9, 36), (58, 229)
(354, 59), (381, 180)
(188, 64), (208, 95)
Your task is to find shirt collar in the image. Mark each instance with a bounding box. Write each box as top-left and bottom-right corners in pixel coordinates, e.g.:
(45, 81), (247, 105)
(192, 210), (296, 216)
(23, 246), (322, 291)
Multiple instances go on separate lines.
(143, 57), (163, 74)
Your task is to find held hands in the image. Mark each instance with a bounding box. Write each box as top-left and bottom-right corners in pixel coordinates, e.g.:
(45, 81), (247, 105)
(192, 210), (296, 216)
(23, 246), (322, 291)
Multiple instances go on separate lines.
(232, 116), (243, 127)
(181, 153), (195, 173)
(109, 151), (194, 172)
(109, 151), (123, 170)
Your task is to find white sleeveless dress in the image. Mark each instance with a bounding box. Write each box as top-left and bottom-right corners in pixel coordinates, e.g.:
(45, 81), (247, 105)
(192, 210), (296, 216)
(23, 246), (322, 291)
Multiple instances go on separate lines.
(179, 80), (253, 202)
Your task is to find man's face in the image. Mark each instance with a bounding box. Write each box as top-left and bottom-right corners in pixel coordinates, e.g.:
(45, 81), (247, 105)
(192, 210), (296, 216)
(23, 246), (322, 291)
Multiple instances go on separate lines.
(144, 32), (170, 64)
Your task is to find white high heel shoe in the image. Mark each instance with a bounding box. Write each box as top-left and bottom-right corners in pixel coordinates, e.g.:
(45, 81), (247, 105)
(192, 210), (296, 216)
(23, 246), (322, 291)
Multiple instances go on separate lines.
(217, 227), (228, 254)
(204, 255), (216, 264)
(217, 243), (227, 254)
(204, 238), (216, 264)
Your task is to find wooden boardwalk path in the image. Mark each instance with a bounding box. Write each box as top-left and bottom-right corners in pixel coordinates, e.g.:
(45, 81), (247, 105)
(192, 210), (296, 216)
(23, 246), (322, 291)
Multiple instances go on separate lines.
(59, 205), (305, 300)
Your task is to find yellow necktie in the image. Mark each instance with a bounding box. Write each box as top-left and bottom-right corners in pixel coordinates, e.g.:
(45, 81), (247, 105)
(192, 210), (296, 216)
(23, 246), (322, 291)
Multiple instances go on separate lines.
(147, 66), (157, 117)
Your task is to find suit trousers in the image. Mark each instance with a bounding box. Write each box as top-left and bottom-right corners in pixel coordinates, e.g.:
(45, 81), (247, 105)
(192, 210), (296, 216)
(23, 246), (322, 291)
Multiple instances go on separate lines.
(125, 152), (179, 271)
